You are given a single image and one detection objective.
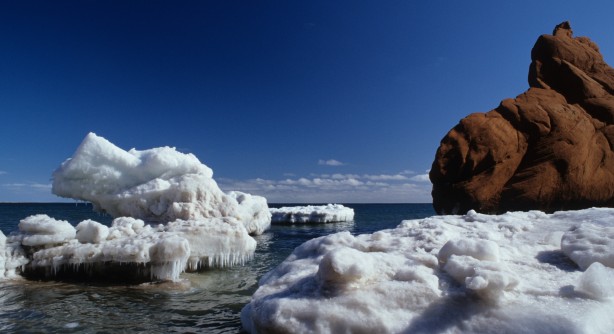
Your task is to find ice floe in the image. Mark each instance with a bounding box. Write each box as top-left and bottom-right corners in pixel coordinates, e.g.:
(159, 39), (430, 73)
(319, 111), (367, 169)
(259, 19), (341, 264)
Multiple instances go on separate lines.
(7, 215), (255, 282)
(270, 204), (354, 223)
(242, 208), (614, 333)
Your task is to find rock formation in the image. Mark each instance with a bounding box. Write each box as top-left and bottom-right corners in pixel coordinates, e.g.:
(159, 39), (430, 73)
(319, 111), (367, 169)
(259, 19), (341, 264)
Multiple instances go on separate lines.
(430, 22), (614, 214)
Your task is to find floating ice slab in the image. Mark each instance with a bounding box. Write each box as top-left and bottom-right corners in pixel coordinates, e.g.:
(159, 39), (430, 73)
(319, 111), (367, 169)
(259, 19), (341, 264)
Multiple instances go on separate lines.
(270, 204), (354, 223)
(9, 215), (256, 282)
(242, 208), (614, 333)
(51, 133), (270, 235)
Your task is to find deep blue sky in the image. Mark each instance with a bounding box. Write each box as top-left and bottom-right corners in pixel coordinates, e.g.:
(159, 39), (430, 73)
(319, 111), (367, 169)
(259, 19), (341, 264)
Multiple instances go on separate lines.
(2, 1), (614, 203)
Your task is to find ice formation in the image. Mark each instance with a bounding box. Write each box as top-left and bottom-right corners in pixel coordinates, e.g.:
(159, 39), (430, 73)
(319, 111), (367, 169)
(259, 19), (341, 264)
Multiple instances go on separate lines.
(6, 215), (256, 282)
(0, 133), (273, 282)
(242, 208), (614, 333)
(270, 204), (354, 223)
(51, 132), (270, 235)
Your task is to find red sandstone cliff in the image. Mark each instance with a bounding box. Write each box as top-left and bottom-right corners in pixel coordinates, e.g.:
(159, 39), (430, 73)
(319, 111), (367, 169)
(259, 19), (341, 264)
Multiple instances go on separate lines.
(430, 22), (614, 214)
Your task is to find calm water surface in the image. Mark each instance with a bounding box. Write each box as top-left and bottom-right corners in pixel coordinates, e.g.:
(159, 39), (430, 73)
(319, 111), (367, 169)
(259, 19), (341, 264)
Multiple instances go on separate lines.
(0, 203), (434, 333)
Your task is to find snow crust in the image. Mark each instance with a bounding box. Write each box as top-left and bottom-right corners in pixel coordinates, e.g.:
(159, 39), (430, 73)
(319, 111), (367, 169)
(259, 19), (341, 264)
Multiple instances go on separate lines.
(51, 133), (270, 235)
(242, 208), (614, 333)
(270, 204), (354, 223)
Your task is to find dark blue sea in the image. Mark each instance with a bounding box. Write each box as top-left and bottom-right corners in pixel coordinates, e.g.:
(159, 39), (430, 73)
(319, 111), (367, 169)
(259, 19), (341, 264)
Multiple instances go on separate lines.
(0, 203), (434, 333)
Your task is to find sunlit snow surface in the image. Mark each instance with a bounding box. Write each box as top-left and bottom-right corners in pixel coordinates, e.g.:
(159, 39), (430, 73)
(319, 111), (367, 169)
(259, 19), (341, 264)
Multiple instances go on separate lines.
(242, 208), (614, 333)
(51, 133), (271, 235)
(270, 204), (355, 223)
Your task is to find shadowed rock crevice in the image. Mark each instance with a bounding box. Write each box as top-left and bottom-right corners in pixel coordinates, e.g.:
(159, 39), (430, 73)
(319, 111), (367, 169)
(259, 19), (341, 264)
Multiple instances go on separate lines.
(431, 22), (614, 214)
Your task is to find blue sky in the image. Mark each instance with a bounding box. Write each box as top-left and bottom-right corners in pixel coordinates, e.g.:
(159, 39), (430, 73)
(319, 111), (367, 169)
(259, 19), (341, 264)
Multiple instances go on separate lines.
(1, 1), (614, 203)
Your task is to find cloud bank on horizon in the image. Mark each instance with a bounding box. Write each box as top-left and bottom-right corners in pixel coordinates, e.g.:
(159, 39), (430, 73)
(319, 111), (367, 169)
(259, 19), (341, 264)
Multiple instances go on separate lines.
(1, 159), (432, 203)
(218, 170), (432, 203)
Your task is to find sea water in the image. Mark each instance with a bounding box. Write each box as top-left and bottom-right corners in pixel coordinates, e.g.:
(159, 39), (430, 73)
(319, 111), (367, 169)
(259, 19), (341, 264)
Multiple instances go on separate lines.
(0, 203), (434, 333)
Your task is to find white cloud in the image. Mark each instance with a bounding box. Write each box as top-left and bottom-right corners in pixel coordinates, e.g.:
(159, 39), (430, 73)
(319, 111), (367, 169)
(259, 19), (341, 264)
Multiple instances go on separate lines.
(0, 171), (7, 175)
(362, 174), (408, 181)
(217, 168), (433, 203)
(409, 173), (431, 182)
(318, 159), (345, 166)
(3, 182), (52, 190)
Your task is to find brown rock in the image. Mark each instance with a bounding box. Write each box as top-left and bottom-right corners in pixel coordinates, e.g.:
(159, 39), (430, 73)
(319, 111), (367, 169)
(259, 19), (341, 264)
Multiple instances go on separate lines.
(430, 22), (614, 214)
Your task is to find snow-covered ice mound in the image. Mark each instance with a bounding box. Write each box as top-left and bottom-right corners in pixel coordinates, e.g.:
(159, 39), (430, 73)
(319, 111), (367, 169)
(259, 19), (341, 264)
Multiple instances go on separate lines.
(52, 133), (270, 235)
(270, 204), (354, 223)
(242, 208), (614, 333)
(8, 214), (256, 282)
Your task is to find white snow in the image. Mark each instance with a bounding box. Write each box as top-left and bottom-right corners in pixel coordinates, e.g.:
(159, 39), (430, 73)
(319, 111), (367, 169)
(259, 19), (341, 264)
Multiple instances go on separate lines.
(242, 208), (614, 333)
(18, 214), (76, 247)
(51, 133), (270, 235)
(270, 204), (354, 223)
(76, 219), (109, 244)
(228, 191), (271, 235)
(561, 223), (614, 270)
(576, 262), (614, 301)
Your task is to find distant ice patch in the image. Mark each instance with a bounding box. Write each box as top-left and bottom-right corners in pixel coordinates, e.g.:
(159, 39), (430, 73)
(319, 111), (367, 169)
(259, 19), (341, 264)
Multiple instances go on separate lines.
(270, 204), (354, 224)
(242, 208), (614, 333)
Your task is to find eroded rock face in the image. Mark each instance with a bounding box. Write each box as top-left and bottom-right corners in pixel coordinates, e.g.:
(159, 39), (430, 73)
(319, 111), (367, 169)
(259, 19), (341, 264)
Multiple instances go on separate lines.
(430, 22), (614, 214)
